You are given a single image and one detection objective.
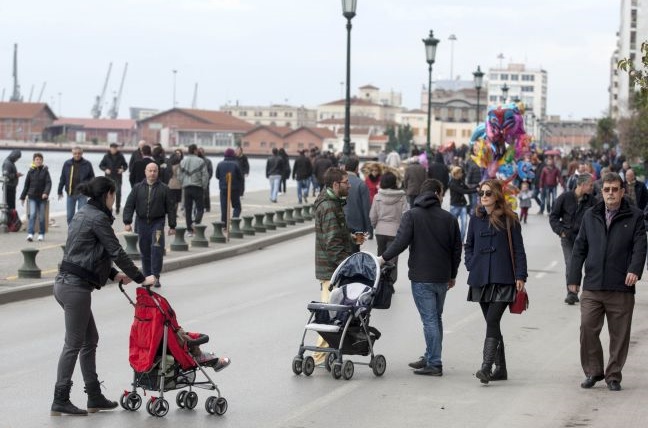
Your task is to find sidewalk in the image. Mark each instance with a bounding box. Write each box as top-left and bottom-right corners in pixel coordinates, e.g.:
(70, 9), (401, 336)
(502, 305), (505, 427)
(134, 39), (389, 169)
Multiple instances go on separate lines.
(0, 186), (314, 304)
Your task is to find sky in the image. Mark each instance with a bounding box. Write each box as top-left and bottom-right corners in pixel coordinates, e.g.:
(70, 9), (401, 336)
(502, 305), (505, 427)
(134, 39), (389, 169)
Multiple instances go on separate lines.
(0, 0), (619, 121)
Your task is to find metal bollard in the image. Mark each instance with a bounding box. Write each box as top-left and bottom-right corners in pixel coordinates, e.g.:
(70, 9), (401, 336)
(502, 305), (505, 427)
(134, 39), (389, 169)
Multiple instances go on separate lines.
(302, 204), (313, 221)
(253, 213), (267, 233)
(241, 216), (256, 236)
(292, 206), (305, 223)
(284, 208), (296, 226)
(274, 210), (287, 228)
(171, 226), (189, 251)
(18, 248), (41, 279)
(210, 221), (227, 243)
(264, 212), (277, 230)
(192, 224), (209, 247)
(124, 233), (140, 260)
(230, 218), (244, 239)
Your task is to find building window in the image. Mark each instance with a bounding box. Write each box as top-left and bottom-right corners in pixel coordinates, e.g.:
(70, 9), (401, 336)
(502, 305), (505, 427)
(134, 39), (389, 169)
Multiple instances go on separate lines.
(489, 95), (498, 102)
(298, 142), (305, 149)
(270, 142), (276, 148)
(284, 112), (293, 117)
(284, 142), (290, 149)
(462, 129), (471, 138)
(243, 141), (250, 147)
(285, 122), (291, 128)
(254, 111), (263, 117)
(270, 112), (278, 117)
(521, 86), (534, 92)
(239, 111), (247, 117)
(261, 141), (267, 148)
(500, 73), (509, 80)
(446, 129), (456, 137)
(510, 74), (519, 81)
(489, 73), (498, 80)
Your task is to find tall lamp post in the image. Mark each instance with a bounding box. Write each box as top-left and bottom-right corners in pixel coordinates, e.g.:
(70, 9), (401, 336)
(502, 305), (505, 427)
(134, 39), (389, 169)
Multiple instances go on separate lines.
(472, 65), (484, 125)
(341, 0), (357, 156)
(172, 69), (178, 108)
(423, 30), (439, 151)
(501, 83), (509, 103)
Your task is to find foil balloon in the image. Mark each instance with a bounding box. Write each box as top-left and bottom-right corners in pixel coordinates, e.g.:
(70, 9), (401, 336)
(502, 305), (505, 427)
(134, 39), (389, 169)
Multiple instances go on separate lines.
(517, 160), (535, 181)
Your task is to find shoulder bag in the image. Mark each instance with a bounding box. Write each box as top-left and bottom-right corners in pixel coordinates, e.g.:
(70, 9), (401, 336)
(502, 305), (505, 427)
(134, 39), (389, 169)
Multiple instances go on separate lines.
(506, 217), (529, 314)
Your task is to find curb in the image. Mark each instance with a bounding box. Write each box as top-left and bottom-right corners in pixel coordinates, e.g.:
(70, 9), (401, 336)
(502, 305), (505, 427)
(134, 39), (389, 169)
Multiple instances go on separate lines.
(0, 224), (314, 305)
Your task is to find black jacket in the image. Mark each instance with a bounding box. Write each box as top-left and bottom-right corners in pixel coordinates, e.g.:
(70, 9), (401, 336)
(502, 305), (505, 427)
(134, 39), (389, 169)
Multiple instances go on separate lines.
(99, 152), (128, 181)
(382, 192), (462, 283)
(20, 165), (52, 200)
(292, 154), (313, 180)
(60, 200), (145, 289)
(2, 149), (21, 188)
(266, 155), (284, 177)
(129, 157), (155, 187)
(549, 191), (595, 242)
(123, 180), (177, 229)
(237, 154), (250, 175)
(628, 180), (648, 211)
(448, 178), (476, 207)
(464, 210), (528, 287)
(465, 158), (482, 187)
(215, 157), (244, 191)
(58, 157), (95, 196)
(427, 162), (449, 192)
(568, 199), (647, 293)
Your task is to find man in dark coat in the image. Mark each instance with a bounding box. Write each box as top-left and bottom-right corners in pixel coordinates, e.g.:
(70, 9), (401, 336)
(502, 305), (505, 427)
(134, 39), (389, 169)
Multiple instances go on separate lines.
(198, 147), (214, 212)
(427, 153), (449, 195)
(2, 149), (22, 210)
(235, 147), (250, 197)
(381, 179), (462, 376)
(58, 147), (95, 225)
(99, 143), (128, 214)
(343, 157), (372, 252)
(265, 148), (284, 203)
(623, 169), (648, 211)
(129, 145), (155, 187)
(128, 140), (147, 182)
(568, 172), (647, 392)
(549, 173), (595, 305)
(292, 150), (313, 204)
(215, 148), (244, 223)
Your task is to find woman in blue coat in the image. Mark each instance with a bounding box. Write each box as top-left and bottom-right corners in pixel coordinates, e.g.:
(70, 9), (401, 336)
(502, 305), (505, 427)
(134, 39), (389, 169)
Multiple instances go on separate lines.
(464, 179), (527, 384)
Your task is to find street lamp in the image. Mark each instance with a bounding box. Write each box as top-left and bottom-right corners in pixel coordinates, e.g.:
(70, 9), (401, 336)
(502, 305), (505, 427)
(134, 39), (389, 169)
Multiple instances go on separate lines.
(423, 30), (439, 151)
(341, 0), (357, 156)
(172, 69), (177, 108)
(472, 65), (484, 125)
(501, 83), (509, 103)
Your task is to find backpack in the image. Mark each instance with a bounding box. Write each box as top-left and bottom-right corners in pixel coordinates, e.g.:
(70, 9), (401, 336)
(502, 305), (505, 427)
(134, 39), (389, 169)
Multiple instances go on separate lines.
(7, 209), (22, 232)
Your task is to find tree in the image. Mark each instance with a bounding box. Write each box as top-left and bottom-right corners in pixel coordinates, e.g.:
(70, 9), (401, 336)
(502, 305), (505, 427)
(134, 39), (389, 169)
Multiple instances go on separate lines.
(383, 124), (414, 154)
(590, 117), (616, 151)
(618, 91), (648, 161)
(618, 41), (648, 97)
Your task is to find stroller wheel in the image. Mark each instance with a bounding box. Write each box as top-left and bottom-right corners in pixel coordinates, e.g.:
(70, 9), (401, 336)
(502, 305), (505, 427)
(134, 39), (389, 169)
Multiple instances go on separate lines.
(325, 353), (336, 372)
(214, 397), (228, 416)
(205, 396), (217, 414)
(302, 356), (315, 376)
(291, 356), (303, 375)
(152, 398), (169, 417)
(372, 354), (387, 377)
(176, 391), (187, 409)
(121, 391), (141, 411)
(184, 391), (199, 410)
(342, 360), (354, 380)
(331, 362), (342, 380)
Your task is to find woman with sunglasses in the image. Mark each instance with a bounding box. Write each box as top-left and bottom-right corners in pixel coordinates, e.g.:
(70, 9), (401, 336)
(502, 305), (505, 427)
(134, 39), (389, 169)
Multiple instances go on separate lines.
(464, 179), (528, 384)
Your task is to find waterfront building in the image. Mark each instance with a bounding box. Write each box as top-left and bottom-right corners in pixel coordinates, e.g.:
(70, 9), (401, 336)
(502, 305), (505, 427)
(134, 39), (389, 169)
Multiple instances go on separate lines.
(221, 104), (317, 128)
(0, 102), (56, 142)
(46, 118), (137, 145)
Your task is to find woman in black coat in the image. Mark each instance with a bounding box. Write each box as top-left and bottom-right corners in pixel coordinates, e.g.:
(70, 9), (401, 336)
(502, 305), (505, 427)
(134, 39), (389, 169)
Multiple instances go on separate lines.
(19, 152), (52, 241)
(464, 179), (527, 384)
(278, 148), (291, 194)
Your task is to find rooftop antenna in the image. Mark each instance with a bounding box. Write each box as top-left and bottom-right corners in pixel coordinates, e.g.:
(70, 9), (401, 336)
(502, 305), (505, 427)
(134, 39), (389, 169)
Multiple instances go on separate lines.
(108, 62), (128, 119)
(497, 53), (505, 69)
(28, 84), (34, 102)
(91, 62), (113, 118)
(448, 34), (457, 83)
(9, 43), (22, 102)
(37, 82), (46, 102)
(191, 82), (198, 108)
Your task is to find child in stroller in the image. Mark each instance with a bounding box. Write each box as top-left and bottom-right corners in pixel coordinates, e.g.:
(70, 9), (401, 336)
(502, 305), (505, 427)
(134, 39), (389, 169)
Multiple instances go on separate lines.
(119, 284), (229, 417)
(291, 251), (393, 380)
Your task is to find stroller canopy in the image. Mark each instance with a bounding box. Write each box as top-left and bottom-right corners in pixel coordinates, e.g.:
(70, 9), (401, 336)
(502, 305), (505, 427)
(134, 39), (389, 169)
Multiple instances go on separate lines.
(330, 251), (380, 290)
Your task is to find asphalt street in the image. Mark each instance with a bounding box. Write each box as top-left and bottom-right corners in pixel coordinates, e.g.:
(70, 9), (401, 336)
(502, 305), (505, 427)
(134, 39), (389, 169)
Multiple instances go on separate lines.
(1, 212), (648, 428)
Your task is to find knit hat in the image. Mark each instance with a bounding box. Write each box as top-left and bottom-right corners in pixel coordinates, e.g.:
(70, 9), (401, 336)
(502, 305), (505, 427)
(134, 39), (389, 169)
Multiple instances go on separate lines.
(224, 148), (236, 157)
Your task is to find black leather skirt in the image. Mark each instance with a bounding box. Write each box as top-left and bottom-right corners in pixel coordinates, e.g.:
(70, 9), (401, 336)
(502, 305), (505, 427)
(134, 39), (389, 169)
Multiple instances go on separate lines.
(467, 283), (516, 303)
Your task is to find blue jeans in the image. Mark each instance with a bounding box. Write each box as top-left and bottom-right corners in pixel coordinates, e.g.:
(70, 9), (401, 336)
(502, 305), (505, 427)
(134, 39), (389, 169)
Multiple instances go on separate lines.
(136, 217), (165, 277)
(297, 179), (310, 203)
(28, 198), (47, 235)
(449, 205), (467, 242)
(542, 186), (557, 213)
(268, 175), (281, 202)
(66, 195), (88, 225)
(411, 282), (448, 367)
(311, 175), (320, 195)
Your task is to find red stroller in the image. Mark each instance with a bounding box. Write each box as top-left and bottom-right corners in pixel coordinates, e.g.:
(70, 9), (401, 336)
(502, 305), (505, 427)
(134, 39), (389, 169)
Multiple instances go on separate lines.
(119, 284), (228, 417)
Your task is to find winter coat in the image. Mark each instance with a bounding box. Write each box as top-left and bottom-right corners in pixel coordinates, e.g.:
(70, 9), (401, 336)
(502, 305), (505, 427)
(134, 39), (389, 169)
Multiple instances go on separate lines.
(369, 188), (408, 237)
(168, 164), (182, 190)
(292, 154), (313, 181)
(237, 154), (250, 175)
(382, 192), (461, 283)
(568, 199), (647, 293)
(403, 162), (427, 197)
(464, 210), (528, 287)
(58, 157), (95, 196)
(549, 191), (595, 243)
(2, 150), (21, 188)
(215, 156), (244, 191)
(123, 180), (177, 229)
(129, 157), (156, 187)
(313, 156), (333, 184)
(266, 154), (284, 177)
(627, 180), (648, 211)
(59, 200), (145, 290)
(427, 161), (449, 192)
(343, 172), (372, 234)
(179, 154), (209, 188)
(465, 158), (482, 187)
(314, 188), (355, 280)
(280, 152), (291, 179)
(539, 166), (561, 188)
(364, 175), (380, 204)
(99, 152), (128, 182)
(20, 164), (52, 201)
(448, 178), (476, 207)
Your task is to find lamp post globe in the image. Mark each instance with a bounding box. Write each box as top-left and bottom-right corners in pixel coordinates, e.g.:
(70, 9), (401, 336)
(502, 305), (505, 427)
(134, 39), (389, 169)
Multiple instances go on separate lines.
(341, 0), (357, 156)
(473, 65), (484, 125)
(501, 83), (509, 103)
(422, 30), (439, 151)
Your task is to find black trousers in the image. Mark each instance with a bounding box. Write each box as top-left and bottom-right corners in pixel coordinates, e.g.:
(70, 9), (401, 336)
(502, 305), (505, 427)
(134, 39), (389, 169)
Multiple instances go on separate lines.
(220, 189), (242, 223)
(6, 186), (16, 210)
(184, 186), (204, 231)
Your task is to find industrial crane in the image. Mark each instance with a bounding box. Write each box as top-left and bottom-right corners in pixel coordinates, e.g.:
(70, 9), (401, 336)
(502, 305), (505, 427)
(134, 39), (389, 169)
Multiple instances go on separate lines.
(91, 62), (112, 119)
(108, 63), (128, 119)
(9, 43), (22, 102)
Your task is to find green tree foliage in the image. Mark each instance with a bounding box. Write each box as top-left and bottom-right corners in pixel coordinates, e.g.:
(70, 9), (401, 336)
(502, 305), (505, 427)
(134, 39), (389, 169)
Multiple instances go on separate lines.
(590, 117), (616, 151)
(618, 41), (648, 97)
(384, 124), (414, 153)
(617, 91), (648, 160)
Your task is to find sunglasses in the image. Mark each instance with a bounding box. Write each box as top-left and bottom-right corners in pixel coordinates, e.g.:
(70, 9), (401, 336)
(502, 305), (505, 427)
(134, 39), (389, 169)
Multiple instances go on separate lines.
(602, 186), (620, 193)
(478, 190), (493, 197)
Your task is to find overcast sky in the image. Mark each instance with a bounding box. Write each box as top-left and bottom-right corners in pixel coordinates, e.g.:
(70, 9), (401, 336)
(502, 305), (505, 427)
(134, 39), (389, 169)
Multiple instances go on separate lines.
(0, 0), (619, 120)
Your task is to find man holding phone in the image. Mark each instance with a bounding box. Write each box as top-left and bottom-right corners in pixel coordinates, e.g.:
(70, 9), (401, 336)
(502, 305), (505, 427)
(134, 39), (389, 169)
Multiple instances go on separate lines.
(343, 156), (372, 252)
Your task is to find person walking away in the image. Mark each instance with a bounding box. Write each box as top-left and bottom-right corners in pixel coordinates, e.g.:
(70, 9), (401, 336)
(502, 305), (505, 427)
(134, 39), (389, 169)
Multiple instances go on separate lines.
(129, 145), (155, 188)
(58, 147), (95, 225)
(197, 147), (213, 212)
(465, 144), (483, 214)
(385, 149), (401, 168)
(568, 172), (647, 392)
(167, 150), (183, 215)
(427, 153), (450, 197)
(370, 171), (408, 286)
(266, 147), (284, 203)
(313, 152), (333, 197)
(2, 149), (22, 210)
(380, 179), (461, 376)
(152, 145), (171, 185)
(235, 147), (250, 197)
(313, 167), (364, 365)
(448, 166), (476, 242)
(19, 153), (51, 241)
(403, 154), (427, 206)
(123, 163), (176, 288)
(179, 144), (208, 237)
(624, 169), (648, 211)
(517, 181), (533, 224)
(464, 179), (528, 384)
(215, 148), (244, 222)
(279, 148), (291, 195)
(99, 143), (128, 214)
(292, 149), (313, 204)
(52, 177), (156, 416)
(343, 157), (372, 252)
(538, 157), (561, 215)
(549, 173), (595, 305)
(127, 140), (147, 185)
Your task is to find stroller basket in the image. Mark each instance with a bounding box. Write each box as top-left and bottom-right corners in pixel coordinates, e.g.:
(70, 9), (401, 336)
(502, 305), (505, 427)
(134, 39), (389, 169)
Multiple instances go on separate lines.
(319, 325), (381, 356)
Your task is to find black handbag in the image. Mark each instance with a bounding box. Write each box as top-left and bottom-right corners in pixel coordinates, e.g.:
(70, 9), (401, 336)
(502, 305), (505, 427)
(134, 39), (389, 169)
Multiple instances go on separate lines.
(373, 263), (395, 309)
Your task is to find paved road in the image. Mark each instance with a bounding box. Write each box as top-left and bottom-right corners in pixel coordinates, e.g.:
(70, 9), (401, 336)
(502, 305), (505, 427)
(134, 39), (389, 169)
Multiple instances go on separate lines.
(1, 212), (648, 427)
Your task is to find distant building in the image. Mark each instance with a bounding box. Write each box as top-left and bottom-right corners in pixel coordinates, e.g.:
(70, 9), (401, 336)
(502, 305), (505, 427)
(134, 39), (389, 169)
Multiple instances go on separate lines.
(130, 107), (160, 121)
(0, 102), (57, 142)
(46, 118), (137, 145)
(240, 125), (336, 155)
(540, 116), (598, 150)
(220, 104), (317, 128)
(486, 63), (547, 119)
(137, 108), (254, 149)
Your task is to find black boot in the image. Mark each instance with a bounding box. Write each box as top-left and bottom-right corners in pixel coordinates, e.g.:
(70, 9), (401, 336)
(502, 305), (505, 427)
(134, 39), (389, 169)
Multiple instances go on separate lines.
(490, 339), (508, 381)
(51, 383), (88, 416)
(85, 380), (118, 413)
(475, 337), (499, 384)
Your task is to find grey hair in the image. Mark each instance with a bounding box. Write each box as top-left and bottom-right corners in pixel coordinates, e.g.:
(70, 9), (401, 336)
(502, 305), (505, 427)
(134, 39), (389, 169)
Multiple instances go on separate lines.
(576, 173), (593, 186)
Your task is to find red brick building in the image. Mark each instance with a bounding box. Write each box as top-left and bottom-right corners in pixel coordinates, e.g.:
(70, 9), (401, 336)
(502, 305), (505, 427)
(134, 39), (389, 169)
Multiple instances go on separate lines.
(137, 108), (254, 149)
(241, 125), (337, 155)
(0, 102), (57, 141)
(46, 118), (137, 145)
